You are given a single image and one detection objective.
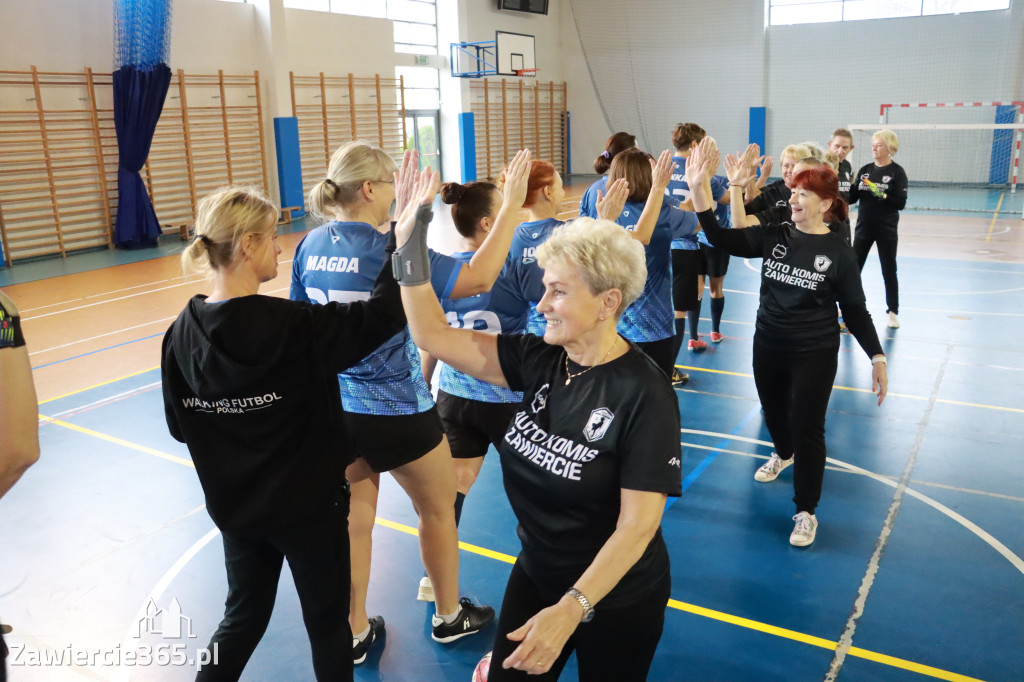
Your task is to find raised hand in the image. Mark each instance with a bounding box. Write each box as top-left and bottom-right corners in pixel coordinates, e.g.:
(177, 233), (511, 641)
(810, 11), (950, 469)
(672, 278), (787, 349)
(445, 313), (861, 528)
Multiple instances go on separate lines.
(395, 166), (440, 248)
(501, 149), (532, 210)
(684, 137), (715, 188)
(393, 149), (420, 218)
(757, 155), (774, 188)
(650, 149), (675, 190)
(596, 178), (629, 221)
(724, 153), (748, 187)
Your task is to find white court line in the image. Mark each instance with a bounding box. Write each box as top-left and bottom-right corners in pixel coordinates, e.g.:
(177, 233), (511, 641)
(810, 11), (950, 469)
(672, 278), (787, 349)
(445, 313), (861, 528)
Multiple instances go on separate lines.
(23, 259), (296, 321)
(679, 429), (1024, 577)
(114, 526), (221, 682)
(40, 382), (162, 421)
(28, 318), (177, 356)
(680, 441), (1024, 503)
(740, 258), (1024, 295)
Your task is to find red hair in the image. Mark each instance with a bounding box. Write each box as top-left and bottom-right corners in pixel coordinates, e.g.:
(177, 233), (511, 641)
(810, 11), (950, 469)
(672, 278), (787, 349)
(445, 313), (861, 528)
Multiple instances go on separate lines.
(523, 160), (557, 208)
(791, 166), (848, 224)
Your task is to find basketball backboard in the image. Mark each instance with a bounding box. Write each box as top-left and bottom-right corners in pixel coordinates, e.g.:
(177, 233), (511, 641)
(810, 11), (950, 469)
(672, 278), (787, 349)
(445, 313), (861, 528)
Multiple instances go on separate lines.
(496, 31), (536, 77)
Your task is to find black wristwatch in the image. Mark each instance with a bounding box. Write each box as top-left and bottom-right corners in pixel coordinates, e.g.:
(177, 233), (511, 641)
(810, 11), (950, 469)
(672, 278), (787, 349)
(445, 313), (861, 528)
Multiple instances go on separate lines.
(566, 587), (595, 623)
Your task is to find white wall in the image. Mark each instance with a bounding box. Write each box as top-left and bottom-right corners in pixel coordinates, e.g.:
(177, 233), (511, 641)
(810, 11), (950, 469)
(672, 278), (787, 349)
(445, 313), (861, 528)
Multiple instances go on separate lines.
(566, 0), (1024, 183)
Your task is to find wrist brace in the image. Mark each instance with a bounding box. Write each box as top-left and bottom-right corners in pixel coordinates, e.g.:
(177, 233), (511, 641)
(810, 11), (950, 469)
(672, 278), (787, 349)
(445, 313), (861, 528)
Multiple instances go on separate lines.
(392, 204), (432, 286)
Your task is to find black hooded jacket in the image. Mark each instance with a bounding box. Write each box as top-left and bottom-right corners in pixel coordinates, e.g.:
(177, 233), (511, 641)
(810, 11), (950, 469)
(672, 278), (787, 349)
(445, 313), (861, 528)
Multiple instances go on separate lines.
(162, 258), (405, 534)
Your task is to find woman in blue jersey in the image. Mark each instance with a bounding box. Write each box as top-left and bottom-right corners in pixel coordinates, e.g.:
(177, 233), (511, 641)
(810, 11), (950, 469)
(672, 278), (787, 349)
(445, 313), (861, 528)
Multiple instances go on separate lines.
(666, 124), (733, 382)
(424, 181), (527, 528)
(605, 149), (701, 379)
(577, 132), (636, 219)
(292, 143), (529, 662)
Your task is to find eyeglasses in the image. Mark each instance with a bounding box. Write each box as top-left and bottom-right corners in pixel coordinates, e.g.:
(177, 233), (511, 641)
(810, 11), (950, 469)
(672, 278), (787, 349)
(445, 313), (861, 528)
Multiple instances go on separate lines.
(373, 179), (395, 185)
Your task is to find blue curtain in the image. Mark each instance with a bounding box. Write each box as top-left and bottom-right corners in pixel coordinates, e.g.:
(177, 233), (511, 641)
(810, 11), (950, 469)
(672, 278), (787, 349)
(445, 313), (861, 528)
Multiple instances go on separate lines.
(113, 64), (171, 249)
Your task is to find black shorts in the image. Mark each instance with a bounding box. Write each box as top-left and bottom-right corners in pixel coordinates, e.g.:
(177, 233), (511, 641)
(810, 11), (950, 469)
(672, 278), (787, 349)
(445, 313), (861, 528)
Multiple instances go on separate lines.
(698, 242), (730, 278)
(671, 248), (701, 312)
(436, 390), (520, 459)
(343, 408), (444, 473)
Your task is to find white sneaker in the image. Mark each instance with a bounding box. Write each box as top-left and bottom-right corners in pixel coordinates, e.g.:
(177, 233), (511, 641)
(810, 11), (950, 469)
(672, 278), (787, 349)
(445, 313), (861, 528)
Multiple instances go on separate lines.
(887, 312), (900, 328)
(790, 512), (818, 547)
(754, 453), (793, 483)
(417, 576), (434, 602)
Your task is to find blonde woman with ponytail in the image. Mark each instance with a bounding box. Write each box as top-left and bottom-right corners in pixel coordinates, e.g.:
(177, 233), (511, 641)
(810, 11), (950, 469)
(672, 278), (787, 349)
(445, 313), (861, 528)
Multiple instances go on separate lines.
(291, 143), (530, 662)
(162, 185), (408, 681)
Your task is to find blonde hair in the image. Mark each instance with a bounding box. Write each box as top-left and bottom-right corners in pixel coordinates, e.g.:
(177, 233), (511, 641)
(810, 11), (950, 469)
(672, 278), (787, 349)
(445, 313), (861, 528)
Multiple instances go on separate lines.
(780, 143), (813, 162)
(181, 186), (277, 276)
(801, 141), (827, 161)
(872, 129), (899, 153)
(823, 150), (840, 171)
(308, 141), (398, 220)
(536, 218), (646, 317)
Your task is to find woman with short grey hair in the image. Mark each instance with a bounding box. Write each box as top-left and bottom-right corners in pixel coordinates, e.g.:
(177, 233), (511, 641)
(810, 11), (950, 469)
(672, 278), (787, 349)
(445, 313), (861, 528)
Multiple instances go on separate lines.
(394, 171), (683, 681)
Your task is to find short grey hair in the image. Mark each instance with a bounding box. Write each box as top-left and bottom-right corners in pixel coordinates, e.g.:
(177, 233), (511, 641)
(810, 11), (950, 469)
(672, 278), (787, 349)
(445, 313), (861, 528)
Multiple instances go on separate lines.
(536, 217), (647, 317)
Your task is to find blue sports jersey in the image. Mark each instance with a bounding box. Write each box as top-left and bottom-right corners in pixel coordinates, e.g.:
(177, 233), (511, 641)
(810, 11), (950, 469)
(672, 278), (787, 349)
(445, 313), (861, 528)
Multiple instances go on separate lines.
(578, 177), (606, 219)
(666, 156), (731, 247)
(290, 221), (462, 415)
(614, 202), (699, 342)
(438, 251), (524, 404)
(502, 218), (564, 335)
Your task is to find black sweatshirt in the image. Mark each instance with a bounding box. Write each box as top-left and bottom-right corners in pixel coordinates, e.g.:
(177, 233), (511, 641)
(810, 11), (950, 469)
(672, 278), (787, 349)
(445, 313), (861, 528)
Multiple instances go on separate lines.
(697, 209), (883, 357)
(848, 162), (908, 237)
(162, 257), (406, 534)
(837, 159), (853, 201)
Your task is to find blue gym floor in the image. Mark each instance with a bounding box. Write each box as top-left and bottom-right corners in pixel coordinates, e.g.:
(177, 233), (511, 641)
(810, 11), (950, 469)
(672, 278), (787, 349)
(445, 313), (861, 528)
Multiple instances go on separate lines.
(1, 194), (1022, 681)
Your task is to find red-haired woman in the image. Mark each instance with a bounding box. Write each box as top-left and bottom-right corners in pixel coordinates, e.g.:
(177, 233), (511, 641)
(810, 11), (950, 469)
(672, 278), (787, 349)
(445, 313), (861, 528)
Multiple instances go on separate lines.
(578, 132), (637, 219)
(686, 139), (889, 548)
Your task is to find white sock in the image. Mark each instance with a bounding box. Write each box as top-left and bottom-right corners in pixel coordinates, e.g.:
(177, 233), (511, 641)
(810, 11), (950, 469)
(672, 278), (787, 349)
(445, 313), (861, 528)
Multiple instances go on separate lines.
(353, 624), (371, 644)
(437, 606), (461, 624)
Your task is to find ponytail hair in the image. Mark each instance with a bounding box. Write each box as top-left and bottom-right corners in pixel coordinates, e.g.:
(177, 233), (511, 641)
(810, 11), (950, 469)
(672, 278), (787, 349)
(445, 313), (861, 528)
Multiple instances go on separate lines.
(308, 140), (398, 221)
(593, 132), (637, 174)
(523, 160), (557, 208)
(441, 181), (499, 238)
(182, 186), (278, 276)
(791, 166), (848, 224)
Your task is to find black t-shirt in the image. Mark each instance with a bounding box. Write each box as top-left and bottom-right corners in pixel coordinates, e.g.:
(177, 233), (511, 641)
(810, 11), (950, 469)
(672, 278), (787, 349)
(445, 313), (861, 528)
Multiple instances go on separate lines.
(848, 162), (908, 236)
(496, 334), (682, 608)
(837, 159), (853, 201)
(745, 179), (791, 215)
(697, 210), (884, 356)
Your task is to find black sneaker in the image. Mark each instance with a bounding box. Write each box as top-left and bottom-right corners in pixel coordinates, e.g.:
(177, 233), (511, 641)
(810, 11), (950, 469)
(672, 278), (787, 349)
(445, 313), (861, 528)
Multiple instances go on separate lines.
(431, 598), (494, 643)
(353, 615), (385, 664)
(671, 369), (690, 386)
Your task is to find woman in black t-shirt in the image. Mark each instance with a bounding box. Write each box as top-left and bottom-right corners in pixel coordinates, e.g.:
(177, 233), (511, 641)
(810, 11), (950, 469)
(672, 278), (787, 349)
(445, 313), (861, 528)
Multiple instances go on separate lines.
(848, 129), (908, 329)
(393, 171), (682, 681)
(687, 138), (889, 548)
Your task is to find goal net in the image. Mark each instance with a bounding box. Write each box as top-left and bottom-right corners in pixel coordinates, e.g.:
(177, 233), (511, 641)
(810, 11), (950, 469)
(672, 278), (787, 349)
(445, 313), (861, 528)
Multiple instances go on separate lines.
(849, 102), (1023, 214)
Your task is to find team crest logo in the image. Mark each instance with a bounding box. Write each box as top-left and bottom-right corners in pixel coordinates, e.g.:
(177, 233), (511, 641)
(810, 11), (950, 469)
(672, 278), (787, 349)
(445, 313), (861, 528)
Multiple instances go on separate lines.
(814, 255), (832, 273)
(882, 176), (891, 183)
(583, 408), (614, 442)
(772, 244), (788, 260)
(531, 383), (550, 414)
(775, 200), (787, 207)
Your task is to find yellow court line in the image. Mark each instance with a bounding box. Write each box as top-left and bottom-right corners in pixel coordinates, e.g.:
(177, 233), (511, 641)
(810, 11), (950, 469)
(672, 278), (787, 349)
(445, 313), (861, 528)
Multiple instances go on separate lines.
(38, 365), (161, 405)
(36, 415), (988, 681)
(376, 516), (986, 682)
(675, 364), (1024, 414)
(41, 415), (194, 469)
(985, 192), (1004, 243)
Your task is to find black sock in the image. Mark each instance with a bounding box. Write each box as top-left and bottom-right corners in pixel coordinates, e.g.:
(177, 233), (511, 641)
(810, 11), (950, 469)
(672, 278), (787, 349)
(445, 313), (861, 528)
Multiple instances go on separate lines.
(687, 305), (702, 340)
(710, 296), (725, 333)
(454, 491), (466, 528)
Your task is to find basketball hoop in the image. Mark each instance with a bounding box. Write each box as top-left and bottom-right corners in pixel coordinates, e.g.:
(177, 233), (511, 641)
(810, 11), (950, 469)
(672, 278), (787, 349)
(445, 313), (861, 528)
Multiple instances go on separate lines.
(515, 68), (539, 77)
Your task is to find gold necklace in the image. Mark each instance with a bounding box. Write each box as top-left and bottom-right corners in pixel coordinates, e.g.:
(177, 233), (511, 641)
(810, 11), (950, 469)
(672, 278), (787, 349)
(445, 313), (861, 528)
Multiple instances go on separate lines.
(564, 338), (619, 386)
